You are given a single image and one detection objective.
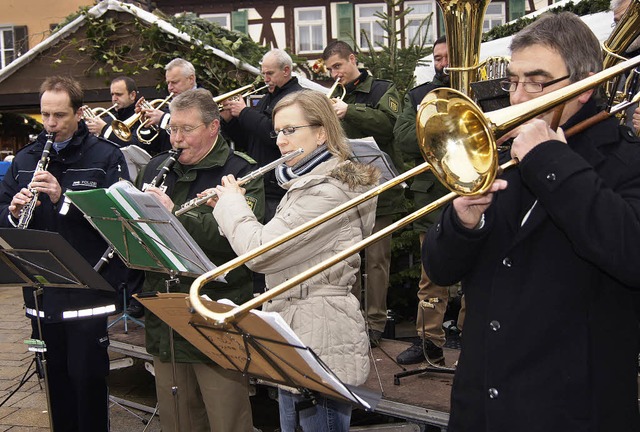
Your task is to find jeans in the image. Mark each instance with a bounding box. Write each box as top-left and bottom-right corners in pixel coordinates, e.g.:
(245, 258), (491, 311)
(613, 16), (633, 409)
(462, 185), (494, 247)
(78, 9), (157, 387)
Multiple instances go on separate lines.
(278, 389), (352, 432)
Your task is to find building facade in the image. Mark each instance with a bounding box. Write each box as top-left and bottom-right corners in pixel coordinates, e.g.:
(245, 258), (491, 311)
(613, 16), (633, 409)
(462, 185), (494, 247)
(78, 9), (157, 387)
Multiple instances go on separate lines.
(152, 0), (530, 60)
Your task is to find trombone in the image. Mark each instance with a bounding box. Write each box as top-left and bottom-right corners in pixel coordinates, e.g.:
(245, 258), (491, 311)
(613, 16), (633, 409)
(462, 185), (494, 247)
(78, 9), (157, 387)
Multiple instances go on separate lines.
(82, 103), (118, 121)
(187, 54), (640, 327)
(111, 93), (174, 143)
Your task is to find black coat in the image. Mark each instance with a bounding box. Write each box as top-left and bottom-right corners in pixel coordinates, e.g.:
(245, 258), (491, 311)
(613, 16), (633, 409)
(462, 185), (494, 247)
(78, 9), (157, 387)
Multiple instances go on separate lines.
(425, 99), (640, 432)
(0, 123), (130, 322)
(221, 77), (302, 201)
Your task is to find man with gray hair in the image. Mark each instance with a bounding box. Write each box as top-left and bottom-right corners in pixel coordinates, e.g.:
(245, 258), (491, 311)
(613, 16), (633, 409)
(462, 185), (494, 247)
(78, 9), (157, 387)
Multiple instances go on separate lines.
(221, 48), (302, 222)
(424, 12), (640, 431)
(139, 57), (199, 154)
(137, 88), (264, 432)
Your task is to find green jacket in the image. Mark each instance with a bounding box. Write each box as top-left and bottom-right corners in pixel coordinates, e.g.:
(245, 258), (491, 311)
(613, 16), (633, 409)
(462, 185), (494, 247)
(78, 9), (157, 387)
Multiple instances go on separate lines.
(137, 137), (265, 363)
(341, 71), (404, 216)
(394, 79), (450, 232)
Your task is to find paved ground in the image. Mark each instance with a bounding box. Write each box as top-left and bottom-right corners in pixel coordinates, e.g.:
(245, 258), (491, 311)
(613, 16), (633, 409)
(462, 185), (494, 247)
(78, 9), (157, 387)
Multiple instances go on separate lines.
(0, 287), (160, 432)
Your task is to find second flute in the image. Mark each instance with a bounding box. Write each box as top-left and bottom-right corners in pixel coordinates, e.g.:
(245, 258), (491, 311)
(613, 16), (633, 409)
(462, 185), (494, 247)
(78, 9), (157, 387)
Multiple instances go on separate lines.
(175, 148), (304, 216)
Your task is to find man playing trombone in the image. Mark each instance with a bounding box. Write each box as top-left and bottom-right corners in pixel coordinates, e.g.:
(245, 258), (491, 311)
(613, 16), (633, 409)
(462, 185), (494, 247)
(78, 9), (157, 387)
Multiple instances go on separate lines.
(423, 12), (640, 432)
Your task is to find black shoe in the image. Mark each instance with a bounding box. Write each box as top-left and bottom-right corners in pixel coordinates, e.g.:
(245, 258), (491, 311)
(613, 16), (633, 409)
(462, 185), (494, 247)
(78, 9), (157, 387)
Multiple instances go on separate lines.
(125, 302), (144, 319)
(396, 339), (444, 365)
(369, 329), (383, 347)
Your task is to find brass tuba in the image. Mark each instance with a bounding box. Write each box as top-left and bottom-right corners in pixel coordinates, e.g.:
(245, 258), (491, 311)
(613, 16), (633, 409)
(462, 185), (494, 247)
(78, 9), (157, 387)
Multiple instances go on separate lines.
(437, 0), (492, 97)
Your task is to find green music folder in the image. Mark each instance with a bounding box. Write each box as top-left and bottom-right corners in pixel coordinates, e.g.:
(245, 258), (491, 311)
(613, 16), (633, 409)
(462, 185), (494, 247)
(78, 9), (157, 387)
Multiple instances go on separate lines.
(65, 180), (218, 278)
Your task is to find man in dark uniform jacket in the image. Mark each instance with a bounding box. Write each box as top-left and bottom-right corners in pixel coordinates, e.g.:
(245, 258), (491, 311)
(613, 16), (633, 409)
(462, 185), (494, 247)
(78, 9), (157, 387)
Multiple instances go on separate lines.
(424, 13), (640, 432)
(322, 40), (402, 346)
(85, 75), (139, 148)
(85, 75), (147, 318)
(221, 48), (303, 222)
(137, 88), (264, 432)
(0, 76), (129, 432)
(138, 58), (198, 155)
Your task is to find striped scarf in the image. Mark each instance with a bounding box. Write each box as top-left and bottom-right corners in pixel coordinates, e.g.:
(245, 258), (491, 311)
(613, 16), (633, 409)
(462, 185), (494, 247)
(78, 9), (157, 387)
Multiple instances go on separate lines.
(275, 144), (332, 186)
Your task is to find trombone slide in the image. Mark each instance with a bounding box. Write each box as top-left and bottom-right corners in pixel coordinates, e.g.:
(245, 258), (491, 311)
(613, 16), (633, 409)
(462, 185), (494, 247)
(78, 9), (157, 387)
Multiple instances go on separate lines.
(175, 148), (304, 216)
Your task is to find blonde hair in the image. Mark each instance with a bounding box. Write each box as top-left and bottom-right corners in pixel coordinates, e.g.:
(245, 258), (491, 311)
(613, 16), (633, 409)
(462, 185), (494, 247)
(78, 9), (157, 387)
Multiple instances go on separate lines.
(272, 90), (351, 161)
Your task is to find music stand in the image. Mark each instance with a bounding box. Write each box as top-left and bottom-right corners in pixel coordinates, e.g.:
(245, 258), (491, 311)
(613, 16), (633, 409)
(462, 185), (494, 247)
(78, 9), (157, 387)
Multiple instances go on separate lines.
(66, 182), (225, 431)
(136, 293), (381, 415)
(0, 228), (117, 431)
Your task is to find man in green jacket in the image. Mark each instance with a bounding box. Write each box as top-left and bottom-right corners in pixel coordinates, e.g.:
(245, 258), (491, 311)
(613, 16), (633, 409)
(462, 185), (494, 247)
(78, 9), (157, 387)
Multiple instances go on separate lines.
(393, 36), (461, 365)
(138, 88), (265, 432)
(322, 41), (403, 346)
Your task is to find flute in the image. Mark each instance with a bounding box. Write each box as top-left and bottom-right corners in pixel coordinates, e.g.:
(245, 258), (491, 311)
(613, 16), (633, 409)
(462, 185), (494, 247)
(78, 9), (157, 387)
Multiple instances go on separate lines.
(175, 148), (303, 216)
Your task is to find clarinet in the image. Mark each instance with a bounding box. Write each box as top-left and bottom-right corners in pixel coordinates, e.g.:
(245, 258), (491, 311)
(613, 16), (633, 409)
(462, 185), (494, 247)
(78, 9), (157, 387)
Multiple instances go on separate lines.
(17, 133), (55, 229)
(142, 148), (183, 191)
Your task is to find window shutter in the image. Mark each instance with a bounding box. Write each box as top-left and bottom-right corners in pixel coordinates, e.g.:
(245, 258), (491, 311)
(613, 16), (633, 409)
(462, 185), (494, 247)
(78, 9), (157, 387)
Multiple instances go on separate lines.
(13, 26), (28, 58)
(231, 10), (249, 34)
(509, 0), (525, 21)
(336, 4), (354, 42)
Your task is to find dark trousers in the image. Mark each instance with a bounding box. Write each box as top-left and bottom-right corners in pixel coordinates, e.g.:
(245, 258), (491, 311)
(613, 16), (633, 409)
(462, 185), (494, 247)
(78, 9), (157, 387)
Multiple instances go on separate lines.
(32, 316), (110, 432)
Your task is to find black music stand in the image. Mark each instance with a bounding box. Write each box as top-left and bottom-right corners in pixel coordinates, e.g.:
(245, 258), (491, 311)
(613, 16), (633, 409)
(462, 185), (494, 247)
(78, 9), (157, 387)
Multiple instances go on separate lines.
(137, 293), (381, 422)
(0, 228), (117, 431)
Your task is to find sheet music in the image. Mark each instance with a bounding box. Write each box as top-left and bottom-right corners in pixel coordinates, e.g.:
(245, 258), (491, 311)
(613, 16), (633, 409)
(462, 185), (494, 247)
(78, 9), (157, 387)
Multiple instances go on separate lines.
(106, 180), (218, 277)
(217, 298), (372, 409)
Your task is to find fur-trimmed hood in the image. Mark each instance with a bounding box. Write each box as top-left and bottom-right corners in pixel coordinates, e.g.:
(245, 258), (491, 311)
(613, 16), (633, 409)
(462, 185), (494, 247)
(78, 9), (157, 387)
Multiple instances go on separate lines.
(330, 159), (380, 190)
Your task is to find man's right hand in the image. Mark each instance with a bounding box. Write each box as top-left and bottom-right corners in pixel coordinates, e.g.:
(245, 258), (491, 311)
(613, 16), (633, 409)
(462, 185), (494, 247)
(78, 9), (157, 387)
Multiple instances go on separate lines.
(452, 179), (508, 229)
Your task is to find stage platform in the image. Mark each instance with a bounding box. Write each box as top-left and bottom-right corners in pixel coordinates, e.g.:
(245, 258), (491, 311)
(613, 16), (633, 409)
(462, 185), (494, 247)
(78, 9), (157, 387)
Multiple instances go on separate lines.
(107, 314), (458, 428)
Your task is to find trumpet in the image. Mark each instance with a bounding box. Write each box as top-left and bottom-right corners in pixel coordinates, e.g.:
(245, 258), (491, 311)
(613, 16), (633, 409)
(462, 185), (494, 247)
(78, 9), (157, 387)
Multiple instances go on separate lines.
(111, 93), (174, 143)
(326, 78), (346, 102)
(82, 103), (118, 121)
(175, 148), (303, 216)
(214, 83), (269, 111)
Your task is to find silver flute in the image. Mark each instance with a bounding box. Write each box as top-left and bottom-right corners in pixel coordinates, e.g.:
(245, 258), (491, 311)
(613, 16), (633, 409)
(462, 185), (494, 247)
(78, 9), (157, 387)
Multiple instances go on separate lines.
(18, 133), (55, 229)
(175, 148), (303, 216)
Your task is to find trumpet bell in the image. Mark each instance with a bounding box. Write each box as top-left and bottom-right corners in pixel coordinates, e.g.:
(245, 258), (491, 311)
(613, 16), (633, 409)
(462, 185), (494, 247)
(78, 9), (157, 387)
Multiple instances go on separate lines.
(417, 88), (497, 195)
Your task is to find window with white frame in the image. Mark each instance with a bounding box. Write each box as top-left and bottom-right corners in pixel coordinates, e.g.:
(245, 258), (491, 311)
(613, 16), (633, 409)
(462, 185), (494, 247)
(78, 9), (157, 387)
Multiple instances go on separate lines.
(200, 13), (231, 29)
(483, 2), (506, 32)
(355, 3), (386, 50)
(404, 1), (436, 46)
(0, 27), (15, 69)
(295, 7), (326, 54)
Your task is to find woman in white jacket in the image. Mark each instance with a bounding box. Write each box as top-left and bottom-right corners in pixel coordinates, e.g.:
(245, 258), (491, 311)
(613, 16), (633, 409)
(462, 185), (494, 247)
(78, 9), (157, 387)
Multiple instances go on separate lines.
(207, 89), (379, 431)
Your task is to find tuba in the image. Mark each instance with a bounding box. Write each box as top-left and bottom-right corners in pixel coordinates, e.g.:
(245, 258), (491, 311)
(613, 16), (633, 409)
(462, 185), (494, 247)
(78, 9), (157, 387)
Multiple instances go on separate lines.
(437, 0), (492, 97)
(602, 0), (640, 128)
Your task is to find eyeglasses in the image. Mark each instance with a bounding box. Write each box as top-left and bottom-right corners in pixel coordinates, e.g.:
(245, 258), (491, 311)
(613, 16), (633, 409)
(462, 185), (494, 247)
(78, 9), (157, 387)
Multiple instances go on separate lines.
(499, 74), (570, 94)
(269, 124), (319, 139)
(166, 123), (205, 135)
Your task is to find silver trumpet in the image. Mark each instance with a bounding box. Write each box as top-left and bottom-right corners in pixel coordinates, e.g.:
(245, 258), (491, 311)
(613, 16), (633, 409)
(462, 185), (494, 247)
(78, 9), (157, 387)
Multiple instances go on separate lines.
(175, 148), (303, 216)
(18, 133), (55, 229)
